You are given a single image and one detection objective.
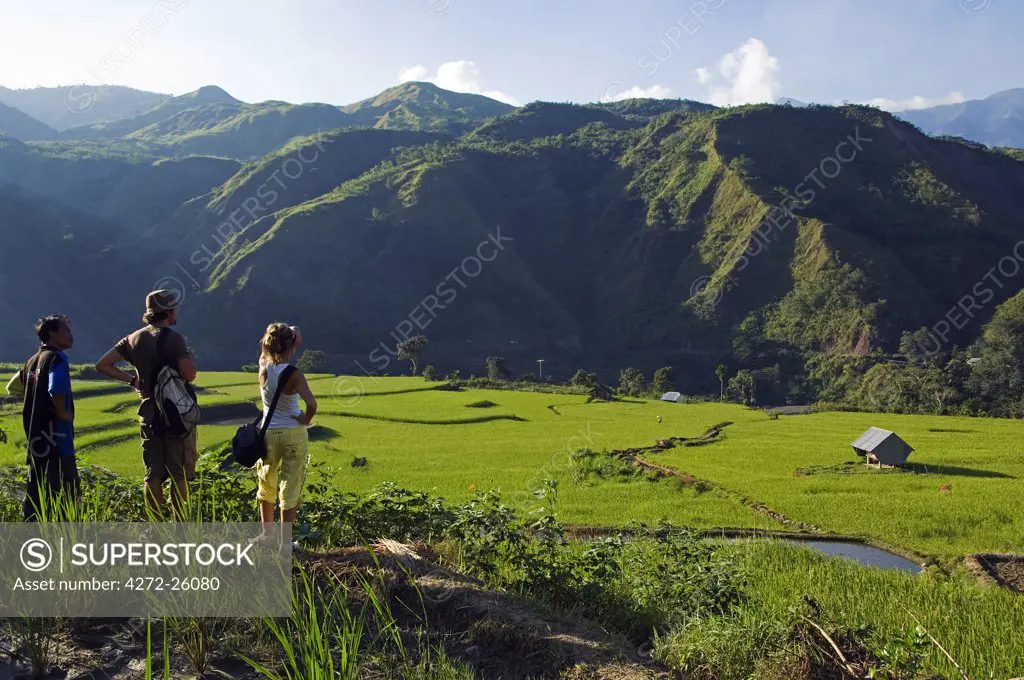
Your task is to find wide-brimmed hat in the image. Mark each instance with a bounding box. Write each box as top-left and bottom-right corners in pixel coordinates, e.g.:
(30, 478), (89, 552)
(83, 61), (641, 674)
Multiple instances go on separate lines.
(146, 289), (181, 314)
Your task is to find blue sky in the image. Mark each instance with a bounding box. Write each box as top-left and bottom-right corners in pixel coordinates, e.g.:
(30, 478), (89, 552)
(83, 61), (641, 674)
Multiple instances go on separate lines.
(1, 0), (1019, 110)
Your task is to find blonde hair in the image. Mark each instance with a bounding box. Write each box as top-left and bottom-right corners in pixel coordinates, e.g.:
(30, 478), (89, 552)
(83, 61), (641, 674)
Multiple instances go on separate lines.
(259, 323), (298, 383)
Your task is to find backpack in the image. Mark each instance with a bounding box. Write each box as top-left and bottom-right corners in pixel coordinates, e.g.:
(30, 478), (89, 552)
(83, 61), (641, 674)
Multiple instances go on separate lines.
(152, 329), (201, 437)
(231, 366), (296, 468)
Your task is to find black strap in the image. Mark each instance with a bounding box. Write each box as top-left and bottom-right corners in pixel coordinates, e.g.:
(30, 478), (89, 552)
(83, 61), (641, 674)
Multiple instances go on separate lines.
(152, 327), (170, 391)
(260, 366), (297, 439)
(24, 348), (58, 461)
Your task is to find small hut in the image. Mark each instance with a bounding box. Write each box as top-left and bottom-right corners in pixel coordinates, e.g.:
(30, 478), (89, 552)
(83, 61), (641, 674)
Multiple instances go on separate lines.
(660, 391), (682, 403)
(851, 427), (913, 468)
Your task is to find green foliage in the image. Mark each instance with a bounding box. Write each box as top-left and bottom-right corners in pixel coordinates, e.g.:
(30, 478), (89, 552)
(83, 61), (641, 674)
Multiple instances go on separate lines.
(868, 626), (930, 680)
(570, 449), (641, 485)
(397, 335), (428, 375)
(569, 369), (598, 388)
(485, 356), (509, 381)
(652, 366), (674, 394)
(727, 369), (755, 405)
(296, 350), (328, 374)
(618, 367), (646, 397)
(422, 365), (439, 381)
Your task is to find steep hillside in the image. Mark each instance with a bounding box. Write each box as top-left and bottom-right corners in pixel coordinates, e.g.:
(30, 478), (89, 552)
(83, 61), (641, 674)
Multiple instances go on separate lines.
(0, 102), (59, 140)
(0, 84), (169, 131)
(173, 104), (1024, 379)
(0, 185), (146, 358)
(62, 86), (243, 140)
(137, 128), (442, 263)
(901, 88), (1024, 148)
(130, 102), (353, 159)
(0, 140), (240, 229)
(628, 104), (1024, 355)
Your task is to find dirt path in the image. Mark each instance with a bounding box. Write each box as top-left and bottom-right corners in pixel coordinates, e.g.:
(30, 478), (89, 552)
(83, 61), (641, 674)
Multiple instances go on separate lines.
(604, 423), (822, 533)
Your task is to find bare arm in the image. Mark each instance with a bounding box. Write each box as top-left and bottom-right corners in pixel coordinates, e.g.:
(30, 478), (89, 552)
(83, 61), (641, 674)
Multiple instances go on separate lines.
(292, 371), (318, 425)
(52, 393), (73, 422)
(178, 357), (198, 383)
(95, 347), (136, 386)
(5, 372), (24, 398)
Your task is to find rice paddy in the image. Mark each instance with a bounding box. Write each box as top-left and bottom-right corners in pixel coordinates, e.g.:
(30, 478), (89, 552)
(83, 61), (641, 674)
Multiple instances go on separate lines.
(2, 372), (1023, 676)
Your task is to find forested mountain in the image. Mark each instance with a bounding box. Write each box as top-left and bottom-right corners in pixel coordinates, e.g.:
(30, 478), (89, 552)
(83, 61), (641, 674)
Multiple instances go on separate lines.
(901, 88), (1024, 148)
(47, 82), (513, 159)
(3, 83), (1024, 413)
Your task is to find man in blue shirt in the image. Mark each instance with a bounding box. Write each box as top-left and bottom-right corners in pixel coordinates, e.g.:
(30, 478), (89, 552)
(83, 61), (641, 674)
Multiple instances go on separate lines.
(20, 315), (80, 520)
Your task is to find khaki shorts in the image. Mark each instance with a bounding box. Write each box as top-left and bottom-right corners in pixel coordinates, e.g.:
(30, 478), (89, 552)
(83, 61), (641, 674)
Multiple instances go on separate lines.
(257, 427), (309, 511)
(141, 424), (197, 485)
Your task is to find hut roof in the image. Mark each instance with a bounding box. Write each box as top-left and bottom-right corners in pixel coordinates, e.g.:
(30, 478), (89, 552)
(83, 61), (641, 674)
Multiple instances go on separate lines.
(851, 427), (913, 452)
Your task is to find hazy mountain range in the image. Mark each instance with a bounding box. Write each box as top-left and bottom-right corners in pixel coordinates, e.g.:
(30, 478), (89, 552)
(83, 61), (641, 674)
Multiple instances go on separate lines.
(1, 81), (1024, 394)
(2, 84), (1022, 151)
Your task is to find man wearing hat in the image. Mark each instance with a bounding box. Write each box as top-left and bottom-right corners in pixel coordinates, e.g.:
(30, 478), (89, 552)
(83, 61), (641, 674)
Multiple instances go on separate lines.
(95, 290), (199, 516)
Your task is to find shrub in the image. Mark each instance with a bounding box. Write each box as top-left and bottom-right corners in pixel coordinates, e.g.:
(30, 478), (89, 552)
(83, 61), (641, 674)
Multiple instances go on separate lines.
(297, 349), (328, 373)
(422, 365), (439, 381)
(486, 356), (510, 381)
(569, 369), (598, 388)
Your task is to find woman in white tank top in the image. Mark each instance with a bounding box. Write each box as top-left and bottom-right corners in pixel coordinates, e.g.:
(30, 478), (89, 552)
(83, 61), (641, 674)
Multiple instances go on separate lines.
(254, 323), (318, 539)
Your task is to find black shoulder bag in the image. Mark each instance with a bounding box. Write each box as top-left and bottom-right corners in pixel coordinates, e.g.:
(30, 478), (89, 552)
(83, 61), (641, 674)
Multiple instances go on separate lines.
(231, 366), (297, 468)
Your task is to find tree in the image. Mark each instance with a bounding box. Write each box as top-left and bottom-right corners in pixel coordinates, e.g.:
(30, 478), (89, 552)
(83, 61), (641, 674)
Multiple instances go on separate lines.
(486, 356), (510, 381)
(652, 366), (673, 394)
(397, 335), (428, 375)
(422, 365), (439, 381)
(727, 369), (755, 405)
(618, 367), (646, 397)
(297, 349), (328, 373)
(569, 369), (598, 388)
(715, 364), (728, 401)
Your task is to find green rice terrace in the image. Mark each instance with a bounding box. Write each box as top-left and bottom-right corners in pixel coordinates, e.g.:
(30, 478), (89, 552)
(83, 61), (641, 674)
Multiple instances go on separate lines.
(1, 372), (1023, 678)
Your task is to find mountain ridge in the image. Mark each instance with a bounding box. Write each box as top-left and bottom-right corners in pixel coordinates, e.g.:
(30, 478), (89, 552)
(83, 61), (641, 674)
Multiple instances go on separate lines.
(2, 88), (1024, 412)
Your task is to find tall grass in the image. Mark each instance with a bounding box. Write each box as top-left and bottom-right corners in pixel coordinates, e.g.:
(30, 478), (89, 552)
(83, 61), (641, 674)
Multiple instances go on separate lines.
(676, 540), (1024, 678)
(242, 569), (366, 679)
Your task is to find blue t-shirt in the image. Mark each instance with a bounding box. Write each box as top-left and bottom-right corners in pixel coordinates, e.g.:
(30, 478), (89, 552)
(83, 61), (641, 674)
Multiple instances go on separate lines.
(47, 352), (75, 458)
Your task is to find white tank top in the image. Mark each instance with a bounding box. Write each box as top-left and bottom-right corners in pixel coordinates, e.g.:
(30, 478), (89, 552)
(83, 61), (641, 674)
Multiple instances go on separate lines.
(261, 363), (302, 429)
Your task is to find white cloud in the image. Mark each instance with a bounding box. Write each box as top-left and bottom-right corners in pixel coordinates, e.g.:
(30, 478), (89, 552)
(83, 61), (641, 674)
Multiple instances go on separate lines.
(695, 38), (780, 106)
(396, 61), (519, 105)
(859, 91), (967, 112)
(398, 65), (428, 83)
(600, 84), (673, 103)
